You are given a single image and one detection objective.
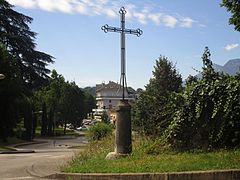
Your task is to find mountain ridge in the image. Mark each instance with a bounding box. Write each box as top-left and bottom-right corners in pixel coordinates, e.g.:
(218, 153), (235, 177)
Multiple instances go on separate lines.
(213, 58), (240, 75)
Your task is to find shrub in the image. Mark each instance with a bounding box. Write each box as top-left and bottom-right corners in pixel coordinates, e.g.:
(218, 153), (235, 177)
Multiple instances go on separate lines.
(87, 123), (112, 141)
(164, 47), (240, 150)
(101, 111), (110, 124)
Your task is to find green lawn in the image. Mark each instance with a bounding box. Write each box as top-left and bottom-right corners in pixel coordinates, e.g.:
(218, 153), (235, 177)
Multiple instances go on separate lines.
(0, 137), (25, 151)
(64, 136), (240, 173)
(35, 127), (80, 137)
(0, 146), (16, 151)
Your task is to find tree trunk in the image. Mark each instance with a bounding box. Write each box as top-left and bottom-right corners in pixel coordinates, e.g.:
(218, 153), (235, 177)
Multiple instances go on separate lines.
(32, 106), (37, 138)
(47, 108), (54, 136)
(24, 102), (33, 141)
(41, 102), (47, 136)
(64, 122), (67, 135)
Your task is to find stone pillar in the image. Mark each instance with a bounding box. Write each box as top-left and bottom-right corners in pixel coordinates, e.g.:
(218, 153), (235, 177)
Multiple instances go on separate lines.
(106, 100), (132, 159)
(115, 100), (132, 154)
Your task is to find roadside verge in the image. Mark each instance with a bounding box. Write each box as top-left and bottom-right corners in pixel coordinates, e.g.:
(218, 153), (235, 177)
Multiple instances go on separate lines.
(46, 169), (240, 180)
(0, 140), (47, 154)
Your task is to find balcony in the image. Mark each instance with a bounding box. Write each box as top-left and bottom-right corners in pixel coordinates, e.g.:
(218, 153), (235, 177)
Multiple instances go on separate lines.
(96, 95), (135, 101)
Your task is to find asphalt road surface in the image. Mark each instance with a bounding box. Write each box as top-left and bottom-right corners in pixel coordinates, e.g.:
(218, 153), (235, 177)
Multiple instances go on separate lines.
(0, 135), (87, 180)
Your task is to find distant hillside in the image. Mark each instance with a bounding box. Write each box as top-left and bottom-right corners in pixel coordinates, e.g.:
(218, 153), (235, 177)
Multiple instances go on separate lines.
(213, 59), (240, 75)
(83, 86), (96, 97)
(183, 58), (240, 86)
(195, 59), (240, 79)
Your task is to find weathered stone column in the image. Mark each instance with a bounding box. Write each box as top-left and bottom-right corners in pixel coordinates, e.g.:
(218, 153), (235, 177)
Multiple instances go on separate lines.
(106, 100), (132, 159)
(115, 100), (132, 154)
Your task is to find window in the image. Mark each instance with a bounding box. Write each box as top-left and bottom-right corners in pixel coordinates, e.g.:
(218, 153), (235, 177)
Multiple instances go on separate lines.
(109, 100), (112, 103)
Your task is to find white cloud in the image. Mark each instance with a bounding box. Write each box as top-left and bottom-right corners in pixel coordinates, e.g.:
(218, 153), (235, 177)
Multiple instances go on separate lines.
(224, 43), (239, 51)
(134, 12), (147, 24)
(104, 8), (117, 18)
(163, 15), (178, 28)
(180, 17), (194, 28)
(75, 2), (88, 15)
(7, 0), (196, 28)
(37, 0), (54, 12)
(8, 0), (36, 8)
(124, 4), (136, 18)
(56, 0), (73, 13)
(148, 13), (162, 26)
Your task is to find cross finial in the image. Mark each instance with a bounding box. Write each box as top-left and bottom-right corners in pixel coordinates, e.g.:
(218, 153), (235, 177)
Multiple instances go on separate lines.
(119, 7), (127, 14)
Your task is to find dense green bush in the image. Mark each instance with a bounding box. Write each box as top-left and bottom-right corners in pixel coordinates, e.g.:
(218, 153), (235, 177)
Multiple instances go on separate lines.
(134, 47), (240, 151)
(87, 123), (113, 141)
(164, 47), (240, 150)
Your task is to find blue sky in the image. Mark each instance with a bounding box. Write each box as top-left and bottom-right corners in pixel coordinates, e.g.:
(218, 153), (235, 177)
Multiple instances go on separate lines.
(7, 0), (240, 89)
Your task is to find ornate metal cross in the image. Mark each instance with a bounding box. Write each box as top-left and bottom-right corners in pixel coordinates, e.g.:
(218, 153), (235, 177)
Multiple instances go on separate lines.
(101, 7), (143, 100)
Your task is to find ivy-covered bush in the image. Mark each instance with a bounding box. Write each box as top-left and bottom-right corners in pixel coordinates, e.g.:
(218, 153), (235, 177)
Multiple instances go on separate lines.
(164, 47), (240, 150)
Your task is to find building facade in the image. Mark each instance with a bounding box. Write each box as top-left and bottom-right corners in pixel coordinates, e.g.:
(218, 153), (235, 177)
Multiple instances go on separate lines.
(93, 81), (135, 122)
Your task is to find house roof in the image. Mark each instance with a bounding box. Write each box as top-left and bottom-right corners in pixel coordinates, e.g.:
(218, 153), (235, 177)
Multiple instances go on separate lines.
(96, 81), (137, 96)
(96, 81), (120, 92)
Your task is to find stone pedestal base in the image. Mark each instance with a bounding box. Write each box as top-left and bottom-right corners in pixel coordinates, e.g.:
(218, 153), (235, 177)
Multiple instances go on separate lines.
(115, 100), (132, 154)
(105, 151), (129, 160)
(105, 100), (132, 160)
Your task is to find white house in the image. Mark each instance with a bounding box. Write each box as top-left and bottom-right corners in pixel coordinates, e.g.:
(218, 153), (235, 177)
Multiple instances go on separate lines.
(93, 81), (135, 123)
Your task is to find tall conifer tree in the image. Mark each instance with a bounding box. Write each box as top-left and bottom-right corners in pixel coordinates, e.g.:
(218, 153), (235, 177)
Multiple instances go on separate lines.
(0, 0), (54, 90)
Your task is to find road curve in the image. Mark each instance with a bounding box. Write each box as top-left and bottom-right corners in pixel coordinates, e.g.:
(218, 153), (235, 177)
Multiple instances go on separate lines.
(0, 136), (87, 179)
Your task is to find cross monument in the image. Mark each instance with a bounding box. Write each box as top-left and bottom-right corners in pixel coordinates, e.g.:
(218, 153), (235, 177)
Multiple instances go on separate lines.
(101, 7), (143, 100)
(102, 7), (143, 159)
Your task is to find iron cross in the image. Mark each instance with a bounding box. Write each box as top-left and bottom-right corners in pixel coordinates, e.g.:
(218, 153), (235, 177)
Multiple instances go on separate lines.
(101, 7), (143, 100)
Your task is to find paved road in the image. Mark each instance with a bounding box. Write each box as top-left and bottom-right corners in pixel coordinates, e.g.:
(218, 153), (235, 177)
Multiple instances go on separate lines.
(0, 135), (87, 180)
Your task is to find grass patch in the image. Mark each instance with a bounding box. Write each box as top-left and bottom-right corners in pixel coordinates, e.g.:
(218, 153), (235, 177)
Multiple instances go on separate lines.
(0, 146), (16, 151)
(0, 137), (26, 151)
(35, 127), (79, 137)
(55, 128), (78, 136)
(64, 135), (240, 173)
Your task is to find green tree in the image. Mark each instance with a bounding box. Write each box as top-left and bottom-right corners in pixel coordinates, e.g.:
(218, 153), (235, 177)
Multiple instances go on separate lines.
(41, 102), (48, 136)
(22, 98), (33, 141)
(59, 81), (86, 134)
(0, 0), (53, 141)
(35, 70), (65, 136)
(85, 93), (96, 118)
(185, 75), (198, 86)
(45, 70), (65, 136)
(0, 0), (54, 90)
(221, 0), (240, 31)
(34, 70), (92, 136)
(133, 56), (182, 136)
(0, 46), (22, 141)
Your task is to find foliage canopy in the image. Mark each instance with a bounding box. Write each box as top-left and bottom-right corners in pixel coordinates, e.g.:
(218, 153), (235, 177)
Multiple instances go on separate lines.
(134, 47), (240, 150)
(221, 0), (240, 32)
(133, 56), (182, 136)
(164, 47), (240, 150)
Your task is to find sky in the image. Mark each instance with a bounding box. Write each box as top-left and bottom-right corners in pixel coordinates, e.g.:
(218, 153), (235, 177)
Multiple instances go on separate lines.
(7, 0), (240, 89)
